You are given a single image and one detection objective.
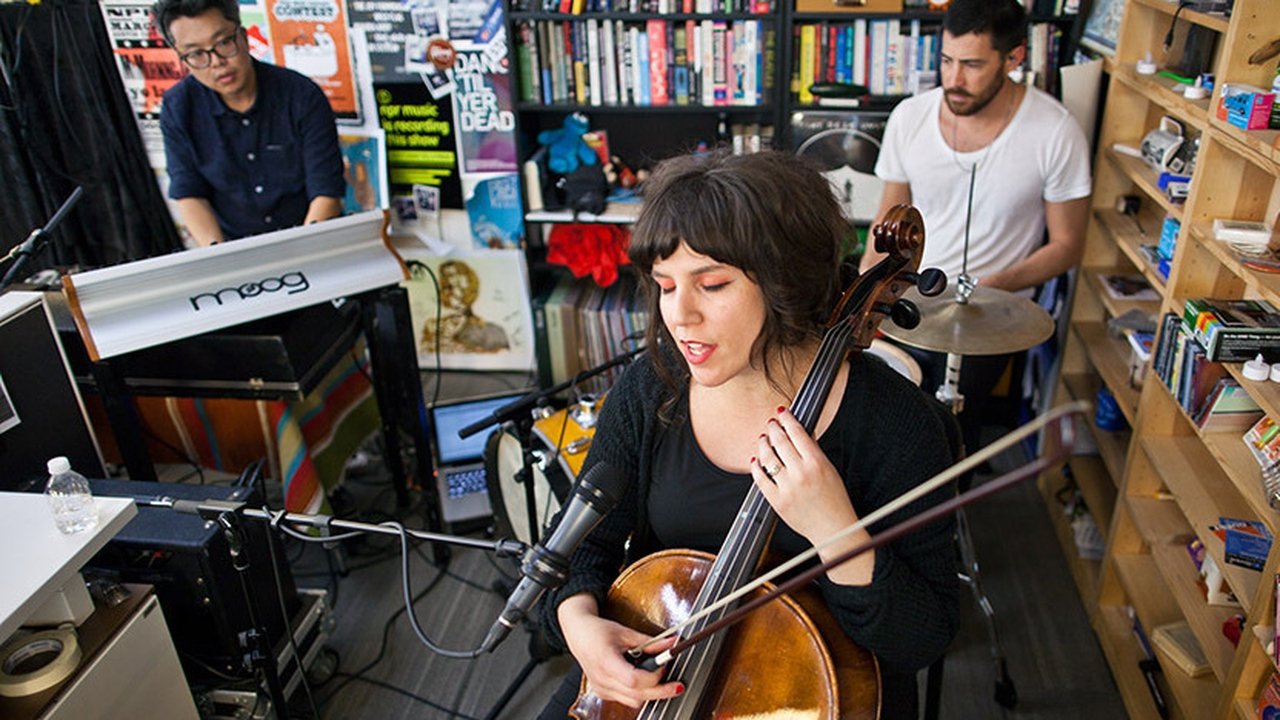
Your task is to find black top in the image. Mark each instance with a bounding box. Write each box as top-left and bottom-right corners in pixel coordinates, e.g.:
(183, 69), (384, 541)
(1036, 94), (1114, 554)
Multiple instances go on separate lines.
(539, 348), (960, 717)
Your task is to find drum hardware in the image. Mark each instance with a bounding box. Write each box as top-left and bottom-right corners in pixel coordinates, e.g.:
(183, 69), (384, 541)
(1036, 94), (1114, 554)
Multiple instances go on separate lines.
(880, 281), (1053, 713)
(461, 346), (641, 720)
(564, 436), (591, 456)
(568, 394), (601, 430)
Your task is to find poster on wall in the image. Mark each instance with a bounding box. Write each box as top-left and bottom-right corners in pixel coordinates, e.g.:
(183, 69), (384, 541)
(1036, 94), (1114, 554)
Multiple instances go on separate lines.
(264, 0), (361, 120)
(403, 249), (535, 371)
(239, 1), (276, 61)
(347, 0), (420, 81)
(451, 45), (517, 174)
(100, 0), (185, 166)
(339, 129), (389, 213)
(462, 174), (523, 249)
(376, 82), (462, 210)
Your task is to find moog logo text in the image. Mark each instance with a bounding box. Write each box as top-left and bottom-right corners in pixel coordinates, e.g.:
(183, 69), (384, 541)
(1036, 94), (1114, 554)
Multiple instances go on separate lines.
(189, 271), (311, 311)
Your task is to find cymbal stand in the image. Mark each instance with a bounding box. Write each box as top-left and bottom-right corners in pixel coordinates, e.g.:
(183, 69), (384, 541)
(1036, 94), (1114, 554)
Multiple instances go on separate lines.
(931, 274), (1017, 711)
(931, 304), (1018, 707)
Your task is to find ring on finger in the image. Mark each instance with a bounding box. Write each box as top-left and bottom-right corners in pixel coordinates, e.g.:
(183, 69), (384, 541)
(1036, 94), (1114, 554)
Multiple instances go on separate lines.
(764, 462), (782, 478)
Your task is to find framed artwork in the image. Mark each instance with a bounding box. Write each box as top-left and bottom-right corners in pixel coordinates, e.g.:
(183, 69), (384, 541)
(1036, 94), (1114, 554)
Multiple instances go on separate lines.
(403, 249), (536, 371)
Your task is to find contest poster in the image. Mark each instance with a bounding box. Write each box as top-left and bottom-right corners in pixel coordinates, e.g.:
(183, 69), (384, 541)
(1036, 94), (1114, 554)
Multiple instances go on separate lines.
(264, 0), (360, 120)
(376, 82), (462, 210)
(403, 249), (535, 371)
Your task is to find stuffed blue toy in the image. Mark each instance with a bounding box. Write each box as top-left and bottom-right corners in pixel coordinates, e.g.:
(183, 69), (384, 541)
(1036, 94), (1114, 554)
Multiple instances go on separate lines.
(537, 112), (598, 174)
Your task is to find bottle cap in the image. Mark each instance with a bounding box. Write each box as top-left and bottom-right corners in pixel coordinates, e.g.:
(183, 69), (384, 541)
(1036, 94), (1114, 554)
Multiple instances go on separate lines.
(1136, 53), (1157, 75)
(1244, 354), (1271, 381)
(47, 456), (71, 474)
(1183, 84), (1208, 99)
(1271, 363), (1280, 383)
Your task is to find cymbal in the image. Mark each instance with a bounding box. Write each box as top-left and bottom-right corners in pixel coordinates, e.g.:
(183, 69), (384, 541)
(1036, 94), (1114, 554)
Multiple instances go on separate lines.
(879, 286), (1054, 356)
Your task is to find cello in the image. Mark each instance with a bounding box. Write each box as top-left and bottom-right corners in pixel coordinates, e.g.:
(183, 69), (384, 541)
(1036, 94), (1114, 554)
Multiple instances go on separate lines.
(570, 206), (944, 719)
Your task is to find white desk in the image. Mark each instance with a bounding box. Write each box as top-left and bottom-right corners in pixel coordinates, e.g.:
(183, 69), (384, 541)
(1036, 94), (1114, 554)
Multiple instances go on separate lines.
(0, 492), (135, 643)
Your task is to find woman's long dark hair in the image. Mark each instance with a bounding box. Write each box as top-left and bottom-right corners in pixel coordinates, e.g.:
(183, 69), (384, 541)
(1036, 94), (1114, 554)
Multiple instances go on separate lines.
(628, 150), (849, 413)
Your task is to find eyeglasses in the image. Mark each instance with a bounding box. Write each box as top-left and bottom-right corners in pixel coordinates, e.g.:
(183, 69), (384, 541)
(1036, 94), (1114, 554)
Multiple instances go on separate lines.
(178, 28), (244, 70)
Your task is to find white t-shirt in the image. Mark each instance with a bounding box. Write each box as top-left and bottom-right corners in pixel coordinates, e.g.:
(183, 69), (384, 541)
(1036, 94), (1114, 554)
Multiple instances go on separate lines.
(875, 86), (1092, 293)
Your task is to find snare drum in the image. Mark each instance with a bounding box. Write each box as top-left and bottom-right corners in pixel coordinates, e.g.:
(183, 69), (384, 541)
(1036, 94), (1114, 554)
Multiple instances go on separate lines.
(864, 339), (923, 386)
(483, 394), (605, 545)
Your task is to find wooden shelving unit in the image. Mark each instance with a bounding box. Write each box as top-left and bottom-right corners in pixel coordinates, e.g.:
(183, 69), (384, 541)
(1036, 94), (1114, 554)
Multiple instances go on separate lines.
(1043, 0), (1280, 716)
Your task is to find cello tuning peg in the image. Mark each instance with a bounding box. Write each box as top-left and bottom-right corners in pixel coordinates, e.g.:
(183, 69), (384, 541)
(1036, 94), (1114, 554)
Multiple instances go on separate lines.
(890, 299), (920, 330)
(904, 268), (947, 297)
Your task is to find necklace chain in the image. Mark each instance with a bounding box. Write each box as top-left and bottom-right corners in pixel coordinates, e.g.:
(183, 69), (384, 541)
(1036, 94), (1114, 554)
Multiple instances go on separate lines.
(948, 82), (1020, 280)
(948, 82), (1019, 173)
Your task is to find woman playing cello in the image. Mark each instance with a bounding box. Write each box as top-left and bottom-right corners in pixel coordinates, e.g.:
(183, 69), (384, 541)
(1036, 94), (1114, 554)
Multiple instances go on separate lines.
(537, 150), (959, 719)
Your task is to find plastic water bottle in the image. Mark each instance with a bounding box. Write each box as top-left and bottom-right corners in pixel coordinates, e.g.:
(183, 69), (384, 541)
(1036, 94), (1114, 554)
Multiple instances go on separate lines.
(45, 456), (98, 535)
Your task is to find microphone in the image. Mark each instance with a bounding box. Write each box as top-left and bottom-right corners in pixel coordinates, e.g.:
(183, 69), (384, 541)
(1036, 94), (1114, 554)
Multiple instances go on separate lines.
(481, 461), (628, 652)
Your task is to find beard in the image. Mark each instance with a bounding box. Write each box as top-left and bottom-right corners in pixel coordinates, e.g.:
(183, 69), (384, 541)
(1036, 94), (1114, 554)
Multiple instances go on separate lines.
(944, 74), (1004, 117)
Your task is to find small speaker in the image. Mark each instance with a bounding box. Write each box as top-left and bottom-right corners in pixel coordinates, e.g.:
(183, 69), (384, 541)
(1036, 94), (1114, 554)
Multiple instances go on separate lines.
(84, 479), (300, 683)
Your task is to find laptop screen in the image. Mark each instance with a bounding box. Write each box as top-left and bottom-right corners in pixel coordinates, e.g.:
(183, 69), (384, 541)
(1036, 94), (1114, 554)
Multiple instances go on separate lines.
(430, 393), (525, 465)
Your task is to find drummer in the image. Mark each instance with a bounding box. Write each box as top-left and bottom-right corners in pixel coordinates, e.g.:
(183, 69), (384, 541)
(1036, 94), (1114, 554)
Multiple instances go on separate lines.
(859, 0), (1091, 456)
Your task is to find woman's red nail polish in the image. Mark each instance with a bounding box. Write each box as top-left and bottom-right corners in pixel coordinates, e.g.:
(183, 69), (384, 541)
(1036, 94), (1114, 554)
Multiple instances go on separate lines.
(777, 406), (786, 413)
(674, 683), (685, 695)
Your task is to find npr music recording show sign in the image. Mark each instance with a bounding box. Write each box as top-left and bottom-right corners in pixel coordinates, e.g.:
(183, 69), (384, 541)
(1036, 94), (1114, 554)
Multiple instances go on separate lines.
(62, 211), (405, 360)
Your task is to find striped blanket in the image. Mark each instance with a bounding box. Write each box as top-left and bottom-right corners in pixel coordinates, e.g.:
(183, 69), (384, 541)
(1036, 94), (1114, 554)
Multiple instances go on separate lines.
(122, 342), (381, 513)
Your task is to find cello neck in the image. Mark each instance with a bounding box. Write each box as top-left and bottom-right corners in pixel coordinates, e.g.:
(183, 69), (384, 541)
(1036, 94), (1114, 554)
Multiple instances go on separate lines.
(637, 322), (856, 719)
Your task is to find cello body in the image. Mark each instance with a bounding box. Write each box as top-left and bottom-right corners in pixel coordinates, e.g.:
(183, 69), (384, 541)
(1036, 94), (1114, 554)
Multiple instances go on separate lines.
(570, 550), (880, 720)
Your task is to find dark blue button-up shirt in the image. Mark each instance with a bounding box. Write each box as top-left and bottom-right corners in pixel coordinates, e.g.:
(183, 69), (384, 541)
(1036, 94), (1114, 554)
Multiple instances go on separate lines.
(160, 60), (344, 240)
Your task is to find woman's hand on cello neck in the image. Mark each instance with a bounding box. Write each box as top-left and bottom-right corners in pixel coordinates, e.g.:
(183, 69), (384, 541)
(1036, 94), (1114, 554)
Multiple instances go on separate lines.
(557, 593), (683, 707)
(752, 408), (876, 587)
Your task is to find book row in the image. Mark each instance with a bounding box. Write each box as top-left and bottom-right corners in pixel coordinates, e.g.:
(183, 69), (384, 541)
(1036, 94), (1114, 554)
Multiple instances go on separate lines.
(532, 274), (650, 393)
(791, 18), (936, 101)
(514, 18), (777, 108)
(789, 18), (1066, 103)
(1182, 297), (1280, 362)
(511, 0), (774, 15)
(1152, 312), (1265, 433)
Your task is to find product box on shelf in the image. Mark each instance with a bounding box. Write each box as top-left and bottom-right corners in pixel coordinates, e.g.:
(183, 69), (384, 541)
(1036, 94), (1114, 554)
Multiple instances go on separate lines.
(1159, 215), (1180, 260)
(1184, 297), (1280, 361)
(1216, 84), (1275, 130)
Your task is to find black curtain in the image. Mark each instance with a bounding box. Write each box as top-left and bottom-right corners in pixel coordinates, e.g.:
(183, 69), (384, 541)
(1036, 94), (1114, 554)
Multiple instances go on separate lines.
(0, 0), (180, 276)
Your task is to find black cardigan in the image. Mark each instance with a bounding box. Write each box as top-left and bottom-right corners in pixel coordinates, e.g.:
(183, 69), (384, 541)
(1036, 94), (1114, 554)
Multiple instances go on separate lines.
(538, 348), (960, 708)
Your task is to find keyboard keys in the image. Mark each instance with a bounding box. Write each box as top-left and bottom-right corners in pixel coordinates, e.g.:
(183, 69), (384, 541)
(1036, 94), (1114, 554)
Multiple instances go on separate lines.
(447, 468), (487, 498)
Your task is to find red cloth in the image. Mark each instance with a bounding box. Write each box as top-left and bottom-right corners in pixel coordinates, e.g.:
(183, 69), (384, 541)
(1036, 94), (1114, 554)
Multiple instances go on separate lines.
(546, 223), (631, 287)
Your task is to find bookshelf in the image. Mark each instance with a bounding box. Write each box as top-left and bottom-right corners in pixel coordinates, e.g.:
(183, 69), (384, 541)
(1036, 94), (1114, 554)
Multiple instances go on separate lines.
(1041, 0), (1280, 716)
(503, 0), (1086, 387)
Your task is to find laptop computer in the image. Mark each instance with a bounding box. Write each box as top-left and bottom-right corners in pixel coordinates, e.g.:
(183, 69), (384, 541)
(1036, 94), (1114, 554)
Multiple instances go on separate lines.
(428, 392), (526, 527)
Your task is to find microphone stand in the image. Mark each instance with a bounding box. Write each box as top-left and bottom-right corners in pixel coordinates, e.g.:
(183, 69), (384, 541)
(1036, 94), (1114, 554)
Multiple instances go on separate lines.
(1, 186), (84, 291)
(455, 344), (642, 720)
(459, 344), (643, 546)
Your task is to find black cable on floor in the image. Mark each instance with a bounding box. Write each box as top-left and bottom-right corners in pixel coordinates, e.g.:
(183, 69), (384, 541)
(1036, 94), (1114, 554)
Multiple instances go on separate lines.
(325, 673), (480, 720)
(314, 562), (447, 710)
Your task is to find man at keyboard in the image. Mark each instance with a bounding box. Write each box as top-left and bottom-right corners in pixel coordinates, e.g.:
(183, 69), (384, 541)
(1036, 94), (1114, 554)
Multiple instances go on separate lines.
(154, 0), (345, 246)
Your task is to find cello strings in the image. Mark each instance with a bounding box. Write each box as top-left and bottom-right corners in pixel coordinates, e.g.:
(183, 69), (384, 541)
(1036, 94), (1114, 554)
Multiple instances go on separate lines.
(639, 317), (856, 715)
(629, 400), (1090, 660)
